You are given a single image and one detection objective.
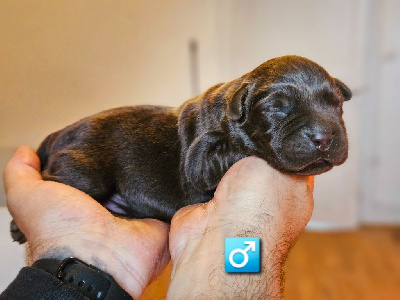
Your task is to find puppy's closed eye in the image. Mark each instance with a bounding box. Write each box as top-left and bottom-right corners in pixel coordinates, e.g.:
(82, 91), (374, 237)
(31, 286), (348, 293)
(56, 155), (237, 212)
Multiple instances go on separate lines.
(268, 94), (292, 116)
(318, 90), (344, 112)
(256, 93), (293, 117)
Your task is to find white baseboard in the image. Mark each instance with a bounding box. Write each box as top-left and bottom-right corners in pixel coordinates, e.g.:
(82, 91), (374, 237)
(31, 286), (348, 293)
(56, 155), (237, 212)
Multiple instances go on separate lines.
(306, 220), (358, 231)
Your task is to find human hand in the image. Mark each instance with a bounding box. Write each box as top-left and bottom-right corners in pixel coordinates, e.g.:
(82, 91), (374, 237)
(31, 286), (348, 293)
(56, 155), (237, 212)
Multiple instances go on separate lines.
(167, 156), (314, 299)
(4, 146), (170, 299)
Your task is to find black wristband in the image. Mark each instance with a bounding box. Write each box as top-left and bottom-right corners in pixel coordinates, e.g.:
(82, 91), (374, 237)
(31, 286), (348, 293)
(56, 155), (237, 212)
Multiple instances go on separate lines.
(32, 257), (132, 300)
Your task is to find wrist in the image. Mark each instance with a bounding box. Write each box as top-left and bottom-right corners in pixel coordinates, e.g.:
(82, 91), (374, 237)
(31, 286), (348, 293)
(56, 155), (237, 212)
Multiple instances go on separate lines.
(26, 220), (140, 297)
(32, 257), (132, 299)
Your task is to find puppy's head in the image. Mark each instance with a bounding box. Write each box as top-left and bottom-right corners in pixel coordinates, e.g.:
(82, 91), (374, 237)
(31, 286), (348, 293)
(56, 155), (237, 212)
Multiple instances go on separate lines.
(227, 55), (352, 176)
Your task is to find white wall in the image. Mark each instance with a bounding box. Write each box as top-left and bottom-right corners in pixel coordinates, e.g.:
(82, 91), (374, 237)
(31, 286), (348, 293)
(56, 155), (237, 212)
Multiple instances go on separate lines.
(359, 0), (400, 223)
(0, 0), (222, 148)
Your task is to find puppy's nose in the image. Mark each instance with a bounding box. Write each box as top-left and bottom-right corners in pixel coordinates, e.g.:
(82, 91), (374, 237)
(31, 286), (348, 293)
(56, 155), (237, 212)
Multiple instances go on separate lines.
(311, 132), (333, 151)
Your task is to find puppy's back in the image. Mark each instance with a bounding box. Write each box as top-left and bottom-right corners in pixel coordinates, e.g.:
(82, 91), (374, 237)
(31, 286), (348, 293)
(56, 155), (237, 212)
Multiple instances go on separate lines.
(37, 106), (185, 221)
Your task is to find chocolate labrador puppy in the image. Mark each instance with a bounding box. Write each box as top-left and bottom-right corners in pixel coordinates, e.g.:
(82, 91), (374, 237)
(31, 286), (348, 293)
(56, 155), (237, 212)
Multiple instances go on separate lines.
(11, 55), (351, 243)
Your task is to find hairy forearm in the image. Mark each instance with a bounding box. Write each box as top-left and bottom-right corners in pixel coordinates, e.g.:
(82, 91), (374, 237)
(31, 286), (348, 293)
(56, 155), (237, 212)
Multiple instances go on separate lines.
(167, 157), (313, 299)
(168, 220), (296, 299)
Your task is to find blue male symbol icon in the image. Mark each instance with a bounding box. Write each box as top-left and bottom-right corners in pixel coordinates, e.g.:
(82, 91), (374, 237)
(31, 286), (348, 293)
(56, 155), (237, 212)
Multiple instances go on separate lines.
(225, 237), (260, 273)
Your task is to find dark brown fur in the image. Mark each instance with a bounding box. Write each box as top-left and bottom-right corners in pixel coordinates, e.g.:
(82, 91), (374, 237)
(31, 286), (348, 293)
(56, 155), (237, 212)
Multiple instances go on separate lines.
(27, 56), (354, 225)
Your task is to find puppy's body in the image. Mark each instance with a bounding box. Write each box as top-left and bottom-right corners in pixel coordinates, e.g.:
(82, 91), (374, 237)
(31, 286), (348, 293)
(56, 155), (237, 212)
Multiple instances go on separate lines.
(38, 106), (185, 221)
(36, 56), (352, 222)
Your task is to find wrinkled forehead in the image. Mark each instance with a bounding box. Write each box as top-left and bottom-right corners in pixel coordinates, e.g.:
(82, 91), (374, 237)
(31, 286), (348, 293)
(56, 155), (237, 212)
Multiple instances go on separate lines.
(251, 66), (342, 105)
(278, 67), (330, 89)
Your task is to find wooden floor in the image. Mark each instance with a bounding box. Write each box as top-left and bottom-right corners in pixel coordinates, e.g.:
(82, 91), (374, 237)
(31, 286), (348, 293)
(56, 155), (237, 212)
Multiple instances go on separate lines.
(141, 226), (400, 299)
(284, 226), (400, 300)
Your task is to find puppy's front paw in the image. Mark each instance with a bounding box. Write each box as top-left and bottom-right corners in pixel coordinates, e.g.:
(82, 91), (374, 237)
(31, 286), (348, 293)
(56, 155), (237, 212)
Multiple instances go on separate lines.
(10, 219), (27, 244)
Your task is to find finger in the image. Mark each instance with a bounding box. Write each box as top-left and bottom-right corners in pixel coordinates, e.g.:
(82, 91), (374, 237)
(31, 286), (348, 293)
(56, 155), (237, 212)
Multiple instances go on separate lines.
(171, 203), (208, 228)
(139, 219), (171, 281)
(109, 218), (171, 298)
(3, 146), (42, 195)
(170, 203), (208, 259)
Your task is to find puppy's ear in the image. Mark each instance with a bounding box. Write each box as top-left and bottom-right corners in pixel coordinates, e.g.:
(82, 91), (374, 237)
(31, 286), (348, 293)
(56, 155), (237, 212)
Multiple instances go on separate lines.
(334, 78), (352, 101)
(227, 84), (249, 121)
